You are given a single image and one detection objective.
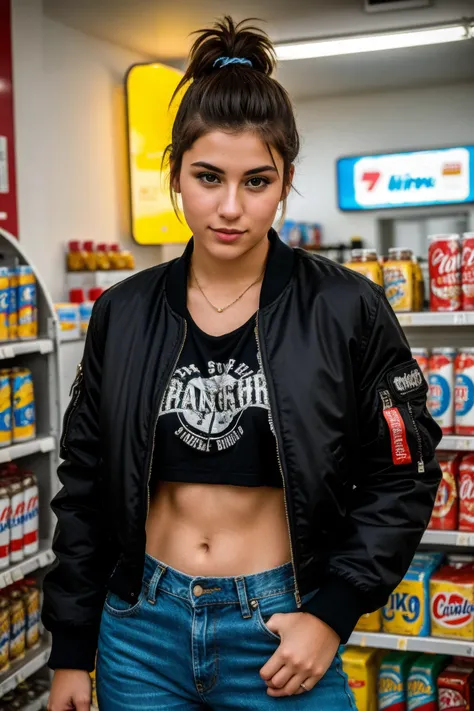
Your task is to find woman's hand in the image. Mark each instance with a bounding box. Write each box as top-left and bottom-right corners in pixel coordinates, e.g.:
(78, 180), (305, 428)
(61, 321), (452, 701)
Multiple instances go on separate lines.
(259, 612), (340, 697)
(47, 669), (92, 711)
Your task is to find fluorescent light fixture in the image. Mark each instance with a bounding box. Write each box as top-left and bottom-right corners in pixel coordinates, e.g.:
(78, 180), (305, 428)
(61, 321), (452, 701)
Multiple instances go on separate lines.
(275, 23), (472, 61)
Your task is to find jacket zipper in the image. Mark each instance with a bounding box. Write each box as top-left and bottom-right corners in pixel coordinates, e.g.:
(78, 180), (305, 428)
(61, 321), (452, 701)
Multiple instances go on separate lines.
(60, 363), (84, 451)
(146, 321), (188, 518)
(379, 390), (425, 474)
(255, 313), (301, 608)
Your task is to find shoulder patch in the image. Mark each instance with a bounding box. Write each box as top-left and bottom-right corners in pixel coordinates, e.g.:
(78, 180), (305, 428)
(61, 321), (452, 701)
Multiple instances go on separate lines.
(386, 360), (428, 401)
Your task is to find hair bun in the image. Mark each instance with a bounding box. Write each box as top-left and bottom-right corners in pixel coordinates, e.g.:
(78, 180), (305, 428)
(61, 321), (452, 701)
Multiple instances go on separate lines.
(184, 16), (276, 83)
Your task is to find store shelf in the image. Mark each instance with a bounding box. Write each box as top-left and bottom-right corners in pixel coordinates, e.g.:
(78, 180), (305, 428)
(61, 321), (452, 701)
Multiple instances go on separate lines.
(0, 642), (51, 699)
(397, 312), (474, 327)
(440, 435), (474, 452)
(0, 436), (55, 464)
(421, 530), (474, 547)
(349, 631), (474, 657)
(0, 339), (54, 360)
(24, 692), (49, 711)
(0, 542), (54, 590)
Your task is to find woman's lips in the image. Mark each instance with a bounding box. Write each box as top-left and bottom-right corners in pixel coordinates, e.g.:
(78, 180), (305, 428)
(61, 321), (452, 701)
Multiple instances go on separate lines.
(211, 228), (246, 243)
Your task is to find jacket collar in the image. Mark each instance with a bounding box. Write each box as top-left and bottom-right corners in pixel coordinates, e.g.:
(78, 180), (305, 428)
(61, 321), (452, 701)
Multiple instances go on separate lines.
(165, 228), (295, 318)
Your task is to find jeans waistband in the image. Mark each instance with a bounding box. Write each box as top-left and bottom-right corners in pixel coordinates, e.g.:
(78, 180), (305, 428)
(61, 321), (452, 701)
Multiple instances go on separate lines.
(142, 553), (296, 618)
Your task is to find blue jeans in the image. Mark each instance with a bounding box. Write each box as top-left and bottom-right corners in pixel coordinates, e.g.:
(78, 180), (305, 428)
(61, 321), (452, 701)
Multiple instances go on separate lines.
(97, 553), (356, 710)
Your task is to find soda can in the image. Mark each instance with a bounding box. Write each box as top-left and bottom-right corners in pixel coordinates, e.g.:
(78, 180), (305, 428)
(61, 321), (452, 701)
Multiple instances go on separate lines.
(7, 268), (18, 341)
(428, 234), (462, 312)
(11, 368), (35, 443)
(455, 348), (474, 436)
(412, 348), (429, 383)
(462, 233), (474, 311)
(459, 455), (474, 532)
(0, 482), (10, 570)
(22, 472), (38, 557)
(428, 454), (459, 530)
(8, 589), (25, 662)
(17, 266), (37, 340)
(428, 348), (456, 435)
(0, 595), (10, 673)
(7, 478), (24, 563)
(21, 578), (40, 649)
(0, 267), (10, 342)
(0, 369), (11, 448)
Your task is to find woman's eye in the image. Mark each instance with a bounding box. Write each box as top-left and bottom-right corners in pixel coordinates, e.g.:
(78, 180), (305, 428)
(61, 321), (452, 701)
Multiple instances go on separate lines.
(198, 173), (220, 185)
(247, 177), (269, 189)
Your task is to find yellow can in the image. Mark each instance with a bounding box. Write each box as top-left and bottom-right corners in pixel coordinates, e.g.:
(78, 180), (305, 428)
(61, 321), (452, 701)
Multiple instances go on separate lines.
(17, 266), (38, 340)
(344, 249), (384, 287)
(9, 589), (26, 662)
(12, 367), (36, 442)
(430, 563), (474, 640)
(8, 268), (18, 340)
(412, 258), (425, 313)
(0, 369), (12, 448)
(341, 646), (380, 711)
(383, 249), (417, 312)
(0, 596), (10, 673)
(355, 610), (382, 633)
(0, 267), (10, 342)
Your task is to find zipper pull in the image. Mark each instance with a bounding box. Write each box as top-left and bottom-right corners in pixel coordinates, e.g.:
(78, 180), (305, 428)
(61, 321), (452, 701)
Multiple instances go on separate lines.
(379, 390), (393, 411)
(69, 362), (83, 396)
(418, 459), (425, 474)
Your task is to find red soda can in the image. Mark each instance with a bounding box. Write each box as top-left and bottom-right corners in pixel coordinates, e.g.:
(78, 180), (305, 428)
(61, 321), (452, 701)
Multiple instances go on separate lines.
(459, 455), (474, 532)
(428, 234), (462, 312)
(412, 348), (429, 383)
(0, 483), (10, 570)
(428, 454), (459, 530)
(7, 477), (24, 563)
(22, 472), (39, 557)
(455, 348), (474, 436)
(428, 348), (456, 435)
(462, 233), (474, 311)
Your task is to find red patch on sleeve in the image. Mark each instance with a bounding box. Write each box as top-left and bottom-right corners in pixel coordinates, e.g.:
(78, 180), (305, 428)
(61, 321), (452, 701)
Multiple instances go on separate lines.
(383, 407), (412, 465)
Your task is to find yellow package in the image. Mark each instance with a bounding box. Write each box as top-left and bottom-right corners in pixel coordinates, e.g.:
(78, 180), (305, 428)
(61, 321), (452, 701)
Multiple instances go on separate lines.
(342, 646), (379, 711)
(344, 249), (384, 287)
(355, 610), (382, 633)
(382, 563), (435, 637)
(383, 249), (416, 313)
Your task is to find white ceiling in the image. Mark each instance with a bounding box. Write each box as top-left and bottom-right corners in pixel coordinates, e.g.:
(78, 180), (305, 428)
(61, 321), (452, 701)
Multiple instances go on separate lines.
(43, 0), (474, 99)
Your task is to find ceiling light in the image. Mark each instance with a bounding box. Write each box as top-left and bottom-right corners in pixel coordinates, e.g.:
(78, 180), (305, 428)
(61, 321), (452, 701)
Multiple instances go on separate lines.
(275, 23), (472, 61)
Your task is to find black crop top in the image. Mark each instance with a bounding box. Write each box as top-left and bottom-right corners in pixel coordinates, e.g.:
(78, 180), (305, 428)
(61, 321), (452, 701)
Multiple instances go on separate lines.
(151, 312), (281, 490)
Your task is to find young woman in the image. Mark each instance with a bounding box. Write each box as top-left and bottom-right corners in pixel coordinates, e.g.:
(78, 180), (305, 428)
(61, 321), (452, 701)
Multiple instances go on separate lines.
(43, 17), (442, 711)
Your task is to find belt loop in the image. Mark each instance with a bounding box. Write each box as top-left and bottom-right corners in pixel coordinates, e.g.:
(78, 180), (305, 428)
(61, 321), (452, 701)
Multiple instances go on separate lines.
(235, 576), (252, 619)
(147, 564), (166, 605)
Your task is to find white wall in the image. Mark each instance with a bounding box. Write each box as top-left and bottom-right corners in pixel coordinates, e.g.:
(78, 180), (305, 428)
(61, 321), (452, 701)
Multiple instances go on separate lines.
(12, 0), (184, 302)
(289, 83), (474, 249)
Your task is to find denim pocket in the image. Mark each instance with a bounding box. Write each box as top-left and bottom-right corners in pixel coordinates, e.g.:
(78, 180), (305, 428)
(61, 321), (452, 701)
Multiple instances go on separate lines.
(251, 590), (297, 642)
(104, 584), (147, 619)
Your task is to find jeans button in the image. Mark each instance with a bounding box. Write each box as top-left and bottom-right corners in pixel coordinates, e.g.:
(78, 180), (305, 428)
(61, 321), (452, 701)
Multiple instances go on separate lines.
(250, 599), (258, 609)
(193, 585), (204, 597)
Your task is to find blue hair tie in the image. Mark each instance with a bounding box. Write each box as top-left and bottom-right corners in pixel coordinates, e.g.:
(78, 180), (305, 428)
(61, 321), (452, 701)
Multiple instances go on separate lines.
(213, 56), (253, 69)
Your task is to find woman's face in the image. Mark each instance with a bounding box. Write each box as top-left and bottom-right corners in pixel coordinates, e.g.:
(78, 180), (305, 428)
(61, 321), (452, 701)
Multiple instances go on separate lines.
(176, 130), (292, 261)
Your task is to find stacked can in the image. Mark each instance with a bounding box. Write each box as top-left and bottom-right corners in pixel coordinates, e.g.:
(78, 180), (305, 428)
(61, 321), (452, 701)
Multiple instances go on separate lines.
(0, 466), (39, 567)
(11, 368), (36, 443)
(0, 268), (9, 342)
(0, 370), (11, 448)
(459, 455), (474, 532)
(17, 266), (37, 340)
(462, 233), (474, 311)
(411, 348), (429, 383)
(455, 348), (474, 436)
(428, 234), (462, 312)
(428, 348), (456, 435)
(7, 268), (18, 340)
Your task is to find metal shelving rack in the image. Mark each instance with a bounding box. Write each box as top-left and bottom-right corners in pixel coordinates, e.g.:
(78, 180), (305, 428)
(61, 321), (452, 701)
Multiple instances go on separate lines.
(0, 228), (61, 699)
(348, 309), (474, 655)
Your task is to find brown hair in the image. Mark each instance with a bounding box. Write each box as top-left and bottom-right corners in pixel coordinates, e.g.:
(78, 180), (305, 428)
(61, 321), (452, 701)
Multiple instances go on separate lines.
(165, 16), (299, 217)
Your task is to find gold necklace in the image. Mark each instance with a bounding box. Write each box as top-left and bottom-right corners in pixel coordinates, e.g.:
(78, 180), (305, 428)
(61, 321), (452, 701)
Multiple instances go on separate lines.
(191, 265), (264, 313)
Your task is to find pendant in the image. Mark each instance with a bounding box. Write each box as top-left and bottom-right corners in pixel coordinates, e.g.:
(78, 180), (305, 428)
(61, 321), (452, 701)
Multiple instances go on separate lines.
(217, 308), (224, 313)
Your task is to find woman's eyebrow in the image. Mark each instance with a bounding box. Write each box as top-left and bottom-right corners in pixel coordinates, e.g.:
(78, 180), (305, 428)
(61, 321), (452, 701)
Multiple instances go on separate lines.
(191, 161), (278, 176)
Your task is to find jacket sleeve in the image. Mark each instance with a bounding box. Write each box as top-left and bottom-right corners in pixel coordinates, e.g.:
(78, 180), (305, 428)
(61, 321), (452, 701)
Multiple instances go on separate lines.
(302, 288), (443, 642)
(42, 296), (114, 672)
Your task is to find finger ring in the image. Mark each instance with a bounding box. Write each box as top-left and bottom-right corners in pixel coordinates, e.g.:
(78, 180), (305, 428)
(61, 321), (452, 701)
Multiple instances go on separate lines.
(300, 682), (309, 692)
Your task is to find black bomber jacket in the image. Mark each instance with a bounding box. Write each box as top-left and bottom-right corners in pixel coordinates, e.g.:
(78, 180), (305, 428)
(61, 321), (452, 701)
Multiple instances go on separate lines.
(42, 231), (442, 671)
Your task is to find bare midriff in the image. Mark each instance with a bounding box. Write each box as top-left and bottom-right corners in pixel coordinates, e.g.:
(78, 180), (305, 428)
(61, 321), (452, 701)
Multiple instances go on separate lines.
(145, 481), (292, 577)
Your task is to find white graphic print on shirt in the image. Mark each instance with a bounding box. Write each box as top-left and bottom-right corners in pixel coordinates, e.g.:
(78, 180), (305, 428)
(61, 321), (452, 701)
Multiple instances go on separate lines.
(159, 358), (270, 453)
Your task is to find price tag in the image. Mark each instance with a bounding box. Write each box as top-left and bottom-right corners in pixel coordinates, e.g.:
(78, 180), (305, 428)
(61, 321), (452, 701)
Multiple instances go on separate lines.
(454, 313), (467, 325)
(40, 437), (54, 453)
(456, 533), (472, 546)
(0, 448), (12, 464)
(465, 645), (474, 657)
(38, 552), (49, 568)
(40, 340), (54, 354)
(2, 346), (14, 359)
(461, 439), (473, 451)
(359, 636), (367, 647)
(11, 567), (24, 582)
(398, 314), (413, 327)
(3, 571), (13, 587)
(397, 637), (408, 651)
